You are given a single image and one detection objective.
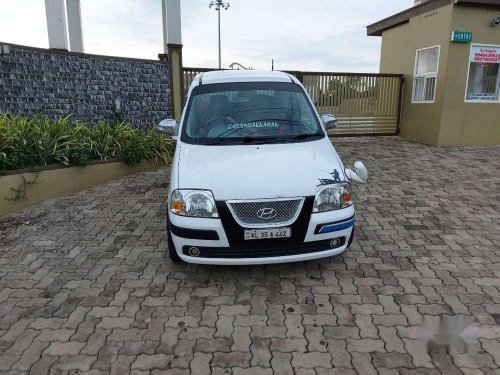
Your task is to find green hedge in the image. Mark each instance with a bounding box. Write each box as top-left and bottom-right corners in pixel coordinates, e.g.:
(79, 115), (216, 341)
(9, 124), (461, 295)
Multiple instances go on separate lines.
(0, 114), (174, 172)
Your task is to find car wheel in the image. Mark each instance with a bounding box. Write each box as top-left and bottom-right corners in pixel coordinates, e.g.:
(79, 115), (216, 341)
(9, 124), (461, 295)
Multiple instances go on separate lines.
(167, 218), (183, 263)
(346, 227), (355, 249)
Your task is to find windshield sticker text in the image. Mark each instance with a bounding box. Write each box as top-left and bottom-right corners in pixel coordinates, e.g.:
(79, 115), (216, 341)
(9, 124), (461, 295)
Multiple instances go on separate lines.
(228, 121), (279, 131)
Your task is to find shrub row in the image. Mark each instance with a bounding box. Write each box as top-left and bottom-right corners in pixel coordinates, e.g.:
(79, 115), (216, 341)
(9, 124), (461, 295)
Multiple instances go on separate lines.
(0, 114), (174, 172)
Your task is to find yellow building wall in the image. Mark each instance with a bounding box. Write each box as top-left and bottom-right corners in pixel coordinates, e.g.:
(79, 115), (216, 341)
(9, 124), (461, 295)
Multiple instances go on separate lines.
(379, 3), (500, 146)
(380, 5), (454, 146)
(439, 5), (500, 146)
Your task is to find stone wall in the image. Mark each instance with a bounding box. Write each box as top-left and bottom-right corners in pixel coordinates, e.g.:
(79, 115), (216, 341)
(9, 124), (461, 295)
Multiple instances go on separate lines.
(0, 43), (170, 127)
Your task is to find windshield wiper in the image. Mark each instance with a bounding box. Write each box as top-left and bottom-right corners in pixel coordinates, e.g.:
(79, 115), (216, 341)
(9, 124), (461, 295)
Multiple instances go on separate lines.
(205, 134), (323, 146)
(242, 136), (279, 144)
(285, 133), (324, 141)
(204, 137), (238, 145)
(207, 136), (279, 145)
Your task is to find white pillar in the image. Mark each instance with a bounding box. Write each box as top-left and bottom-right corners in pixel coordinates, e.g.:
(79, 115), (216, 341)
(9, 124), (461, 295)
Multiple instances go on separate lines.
(162, 0), (168, 53)
(44, 0), (69, 50)
(162, 0), (182, 52)
(162, 0), (183, 121)
(66, 0), (84, 52)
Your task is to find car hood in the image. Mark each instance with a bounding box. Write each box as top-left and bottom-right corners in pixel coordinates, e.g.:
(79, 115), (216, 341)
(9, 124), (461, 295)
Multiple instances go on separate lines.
(177, 138), (345, 200)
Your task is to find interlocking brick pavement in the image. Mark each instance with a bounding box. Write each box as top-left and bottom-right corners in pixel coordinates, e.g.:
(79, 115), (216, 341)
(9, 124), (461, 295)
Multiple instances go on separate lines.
(1, 137), (499, 374)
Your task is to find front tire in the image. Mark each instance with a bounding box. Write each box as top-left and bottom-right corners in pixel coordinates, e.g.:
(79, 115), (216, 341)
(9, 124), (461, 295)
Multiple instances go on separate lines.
(346, 227), (355, 249)
(167, 217), (183, 263)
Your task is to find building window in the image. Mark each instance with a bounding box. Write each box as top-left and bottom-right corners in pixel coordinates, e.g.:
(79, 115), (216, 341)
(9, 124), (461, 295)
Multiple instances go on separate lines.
(412, 45), (440, 103)
(465, 44), (500, 102)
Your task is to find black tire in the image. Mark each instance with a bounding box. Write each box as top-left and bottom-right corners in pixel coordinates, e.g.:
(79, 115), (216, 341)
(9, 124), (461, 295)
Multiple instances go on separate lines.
(167, 218), (183, 263)
(346, 226), (355, 249)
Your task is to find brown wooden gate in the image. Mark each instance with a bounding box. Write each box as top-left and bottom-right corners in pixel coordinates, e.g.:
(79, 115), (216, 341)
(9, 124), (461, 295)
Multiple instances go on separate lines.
(183, 67), (404, 136)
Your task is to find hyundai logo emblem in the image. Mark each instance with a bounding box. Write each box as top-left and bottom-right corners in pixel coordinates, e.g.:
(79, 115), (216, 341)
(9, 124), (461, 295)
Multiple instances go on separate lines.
(256, 208), (278, 220)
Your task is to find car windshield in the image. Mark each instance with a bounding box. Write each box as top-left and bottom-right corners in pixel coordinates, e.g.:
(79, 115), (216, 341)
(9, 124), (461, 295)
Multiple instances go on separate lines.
(181, 81), (324, 145)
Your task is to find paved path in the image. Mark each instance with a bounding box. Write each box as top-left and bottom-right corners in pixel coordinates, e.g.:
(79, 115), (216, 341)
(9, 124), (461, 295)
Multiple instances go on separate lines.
(1, 138), (499, 375)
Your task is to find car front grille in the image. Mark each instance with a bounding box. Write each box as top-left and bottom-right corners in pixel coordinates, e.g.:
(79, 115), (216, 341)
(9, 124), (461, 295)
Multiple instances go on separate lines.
(227, 198), (304, 227)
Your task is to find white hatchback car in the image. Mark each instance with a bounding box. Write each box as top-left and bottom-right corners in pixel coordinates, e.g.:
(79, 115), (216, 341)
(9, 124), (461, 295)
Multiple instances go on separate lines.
(158, 70), (368, 265)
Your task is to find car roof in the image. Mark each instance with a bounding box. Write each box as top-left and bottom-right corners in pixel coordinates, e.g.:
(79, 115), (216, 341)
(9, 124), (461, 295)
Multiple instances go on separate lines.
(193, 70), (296, 86)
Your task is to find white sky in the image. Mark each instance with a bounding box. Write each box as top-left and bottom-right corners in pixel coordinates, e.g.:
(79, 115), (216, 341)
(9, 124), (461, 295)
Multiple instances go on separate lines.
(0, 0), (412, 72)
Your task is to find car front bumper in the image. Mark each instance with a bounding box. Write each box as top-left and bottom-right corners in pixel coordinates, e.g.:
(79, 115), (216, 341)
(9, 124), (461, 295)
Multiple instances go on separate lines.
(168, 199), (355, 265)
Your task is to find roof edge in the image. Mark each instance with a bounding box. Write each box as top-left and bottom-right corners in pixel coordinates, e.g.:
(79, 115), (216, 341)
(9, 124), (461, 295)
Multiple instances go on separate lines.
(366, 0), (500, 36)
(367, 0), (452, 36)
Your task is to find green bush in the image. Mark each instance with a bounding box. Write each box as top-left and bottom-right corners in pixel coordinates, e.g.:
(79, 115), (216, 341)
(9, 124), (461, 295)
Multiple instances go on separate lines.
(0, 113), (174, 172)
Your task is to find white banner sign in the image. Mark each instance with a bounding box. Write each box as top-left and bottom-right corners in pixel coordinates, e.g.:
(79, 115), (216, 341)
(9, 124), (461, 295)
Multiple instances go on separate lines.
(470, 45), (500, 63)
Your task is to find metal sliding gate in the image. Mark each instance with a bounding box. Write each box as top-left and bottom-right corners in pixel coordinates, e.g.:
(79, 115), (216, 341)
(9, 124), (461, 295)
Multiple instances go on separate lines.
(183, 67), (404, 136)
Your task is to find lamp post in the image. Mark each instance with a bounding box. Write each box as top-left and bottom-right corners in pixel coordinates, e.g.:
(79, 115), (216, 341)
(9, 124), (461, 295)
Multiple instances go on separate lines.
(209, 0), (230, 69)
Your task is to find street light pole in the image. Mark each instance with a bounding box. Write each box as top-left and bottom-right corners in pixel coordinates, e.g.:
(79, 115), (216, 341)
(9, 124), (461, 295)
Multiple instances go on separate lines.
(209, 0), (230, 69)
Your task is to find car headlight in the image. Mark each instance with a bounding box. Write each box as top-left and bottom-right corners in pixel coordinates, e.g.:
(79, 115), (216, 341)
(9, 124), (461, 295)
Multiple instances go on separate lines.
(170, 189), (218, 218)
(313, 183), (353, 213)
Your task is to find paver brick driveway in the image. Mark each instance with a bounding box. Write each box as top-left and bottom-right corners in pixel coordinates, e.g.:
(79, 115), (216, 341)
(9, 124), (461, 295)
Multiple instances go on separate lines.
(1, 138), (499, 375)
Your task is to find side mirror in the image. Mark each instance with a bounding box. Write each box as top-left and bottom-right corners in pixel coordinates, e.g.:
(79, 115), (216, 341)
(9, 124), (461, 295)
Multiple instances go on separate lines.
(321, 114), (337, 130)
(156, 119), (177, 136)
(345, 161), (368, 183)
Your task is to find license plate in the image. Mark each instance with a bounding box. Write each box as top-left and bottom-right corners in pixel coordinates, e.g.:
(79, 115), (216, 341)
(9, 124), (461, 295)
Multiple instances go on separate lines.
(244, 228), (291, 240)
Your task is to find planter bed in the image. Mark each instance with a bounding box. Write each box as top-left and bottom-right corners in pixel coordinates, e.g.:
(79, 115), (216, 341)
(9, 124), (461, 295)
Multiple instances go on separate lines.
(0, 159), (164, 216)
